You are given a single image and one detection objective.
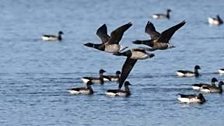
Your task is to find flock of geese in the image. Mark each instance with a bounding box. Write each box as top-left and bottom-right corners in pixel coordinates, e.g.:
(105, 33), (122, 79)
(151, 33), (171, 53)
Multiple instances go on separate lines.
(41, 9), (224, 104)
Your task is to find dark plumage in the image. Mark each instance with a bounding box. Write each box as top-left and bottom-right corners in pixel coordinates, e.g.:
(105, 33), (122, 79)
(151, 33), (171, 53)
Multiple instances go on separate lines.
(192, 77), (218, 90)
(81, 69), (111, 85)
(68, 81), (94, 95)
(177, 93), (206, 104)
(133, 21), (185, 51)
(105, 81), (131, 97)
(114, 48), (155, 89)
(42, 31), (63, 41)
(152, 9), (172, 19)
(84, 22), (132, 53)
(176, 65), (201, 77)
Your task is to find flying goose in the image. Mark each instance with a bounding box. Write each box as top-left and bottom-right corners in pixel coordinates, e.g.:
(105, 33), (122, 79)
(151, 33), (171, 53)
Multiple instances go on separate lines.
(84, 22), (132, 53)
(114, 48), (155, 89)
(133, 21), (185, 51)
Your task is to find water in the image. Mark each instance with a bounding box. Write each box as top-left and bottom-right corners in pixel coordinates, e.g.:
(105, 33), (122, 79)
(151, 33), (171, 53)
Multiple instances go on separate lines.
(0, 0), (224, 125)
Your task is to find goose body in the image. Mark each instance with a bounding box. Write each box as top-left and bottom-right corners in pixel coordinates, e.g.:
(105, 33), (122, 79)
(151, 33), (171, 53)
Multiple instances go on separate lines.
(200, 81), (224, 93)
(114, 48), (155, 88)
(103, 71), (121, 82)
(152, 9), (172, 19)
(68, 81), (94, 95)
(177, 93), (206, 104)
(81, 69), (110, 84)
(42, 31), (63, 41)
(133, 20), (185, 51)
(208, 15), (223, 26)
(176, 65), (201, 77)
(218, 68), (224, 74)
(84, 22), (132, 53)
(105, 81), (131, 97)
(192, 77), (218, 90)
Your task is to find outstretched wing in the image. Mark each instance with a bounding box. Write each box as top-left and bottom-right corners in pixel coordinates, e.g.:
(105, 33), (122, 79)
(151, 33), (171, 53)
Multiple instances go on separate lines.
(145, 21), (160, 40)
(96, 24), (110, 43)
(119, 58), (137, 89)
(108, 22), (132, 44)
(158, 21), (186, 43)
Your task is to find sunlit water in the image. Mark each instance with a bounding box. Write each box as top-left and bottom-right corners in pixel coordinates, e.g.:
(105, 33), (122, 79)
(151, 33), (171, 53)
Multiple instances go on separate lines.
(0, 0), (224, 126)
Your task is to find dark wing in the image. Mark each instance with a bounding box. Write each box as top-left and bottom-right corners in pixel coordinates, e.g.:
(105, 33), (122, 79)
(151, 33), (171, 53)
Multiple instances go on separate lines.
(145, 21), (160, 40)
(43, 34), (57, 38)
(107, 89), (120, 93)
(158, 21), (186, 43)
(70, 87), (85, 91)
(96, 24), (110, 43)
(119, 58), (137, 89)
(177, 70), (193, 74)
(178, 94), (196, 98)
(108, 22), (132, 44)
(192, 83), (204, 87)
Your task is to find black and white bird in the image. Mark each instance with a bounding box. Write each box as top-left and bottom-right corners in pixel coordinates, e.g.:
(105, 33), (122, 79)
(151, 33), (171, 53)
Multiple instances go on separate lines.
(192, 77), (218, 90)
(133, 21), (185, 51)
(42, 31), (63, 41)
(152, 9), (172, 20)
(176, 65), (201, 77)
(114, 48), (155, 89)
(84, 22), (132, 54)
(103, 70), (121, 82)
(68, 81), (94, 95)
(208, 15), (223, 26)
(177, 93), (206, 104)
(105, 81), (131, 97)
(200, 81), (224, 93)
(81, 69), (111, 85)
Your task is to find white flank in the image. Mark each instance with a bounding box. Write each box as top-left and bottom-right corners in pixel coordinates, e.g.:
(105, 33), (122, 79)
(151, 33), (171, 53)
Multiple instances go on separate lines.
(68, 90), (80, 95)
(105, 92), (117, 97)
(218, 69), (224, 74)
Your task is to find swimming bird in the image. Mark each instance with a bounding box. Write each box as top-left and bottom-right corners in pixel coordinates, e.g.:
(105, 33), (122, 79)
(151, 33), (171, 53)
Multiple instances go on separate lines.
(68, 81), (94, 95)
(152, 9), (172, 20)
(192, 77), (218, 90)
(200, 81), (224, 93)
(105, 81), (131, 97)
(42, 31), (63, 41)
(208, 15), (223, 26)
(84, 22), (132, 54)
(133, 20), (185, 51)
(176, 65), (201, 77)
(218, 68), (224, 74)
(103, 70), (121, 82)
(81, 69), (111, 84)
(177, 93), (206, 104)
(114, 48), (155, 89)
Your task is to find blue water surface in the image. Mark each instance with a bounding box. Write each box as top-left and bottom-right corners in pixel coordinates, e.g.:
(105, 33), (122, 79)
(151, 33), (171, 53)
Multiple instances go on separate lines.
(0, 0), (224, 126)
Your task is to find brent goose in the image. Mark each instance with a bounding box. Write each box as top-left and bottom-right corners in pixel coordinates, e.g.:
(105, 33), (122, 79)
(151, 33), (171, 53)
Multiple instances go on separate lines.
(42, 31), (63, 41)
(177, 93), (206, 104)
(200, 81), (224, 93)
(152, 9), (172, 19)
(81, 69), (111, 84)
(84, 22), (132, 53)
(192, 77), (218, 90)
(176, 65), (201, 77)
(105, 81), (131, 97)
(114, 48), (155, 89)
(103, 70), (121, 82)
(68, 81), (94, 95)
(208, 15), (223, 26)
(218, 68), (224, 74)
(133, 21), (185, 51)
